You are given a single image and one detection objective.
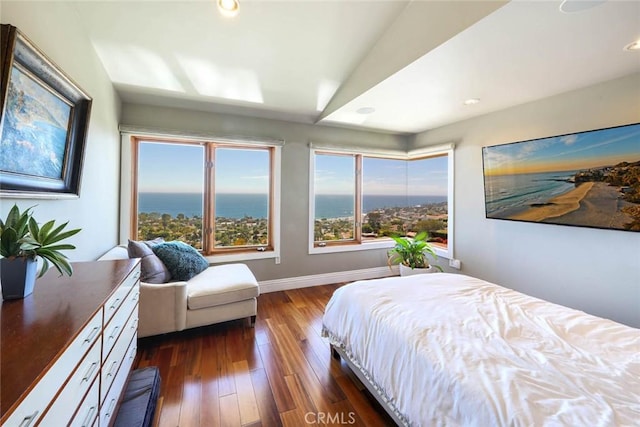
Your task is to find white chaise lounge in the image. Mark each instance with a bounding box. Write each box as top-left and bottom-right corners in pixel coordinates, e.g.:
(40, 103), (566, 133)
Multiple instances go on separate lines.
(99, 246), (260, 338)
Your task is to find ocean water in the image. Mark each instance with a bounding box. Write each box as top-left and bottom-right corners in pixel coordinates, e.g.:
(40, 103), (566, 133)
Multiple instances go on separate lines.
(315, 194), (447, 219)
(138, 192), (447, 219)
(139, 193), (268, 219)
(484, 171), (577, 217)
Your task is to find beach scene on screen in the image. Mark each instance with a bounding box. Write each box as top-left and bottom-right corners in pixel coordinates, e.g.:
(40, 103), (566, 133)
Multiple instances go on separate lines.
(483, 123), (640, 231)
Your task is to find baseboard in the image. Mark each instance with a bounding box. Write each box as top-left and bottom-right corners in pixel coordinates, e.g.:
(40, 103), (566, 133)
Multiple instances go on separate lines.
(258, 266), (399, 293)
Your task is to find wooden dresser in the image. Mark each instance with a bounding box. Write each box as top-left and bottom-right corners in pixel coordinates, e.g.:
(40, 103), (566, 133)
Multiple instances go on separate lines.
(1, 259), (141, 427)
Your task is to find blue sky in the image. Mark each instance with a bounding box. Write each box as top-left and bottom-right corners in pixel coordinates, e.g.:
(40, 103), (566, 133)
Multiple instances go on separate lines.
(315, 154), (448, 196)
(138, 142), (268, 193)
(483, 124), (640, 176)
(138, 141), (449, 195)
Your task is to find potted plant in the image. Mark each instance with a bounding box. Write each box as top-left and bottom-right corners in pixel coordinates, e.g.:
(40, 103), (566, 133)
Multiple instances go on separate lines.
(0, 204), (81, 299)
(388, 231), (443, 276)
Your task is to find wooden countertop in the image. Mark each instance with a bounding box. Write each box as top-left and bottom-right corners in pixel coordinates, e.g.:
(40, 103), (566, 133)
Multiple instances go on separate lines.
(0, 259), (140, 420)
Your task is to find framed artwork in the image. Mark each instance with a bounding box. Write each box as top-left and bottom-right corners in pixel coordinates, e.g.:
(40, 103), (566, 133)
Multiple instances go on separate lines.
(0, 24), (92, 198)
(482, 123), (640, 232)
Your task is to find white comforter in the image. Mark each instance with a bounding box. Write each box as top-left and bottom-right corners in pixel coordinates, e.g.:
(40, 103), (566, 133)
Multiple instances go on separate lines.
(322, 273), (640, 427)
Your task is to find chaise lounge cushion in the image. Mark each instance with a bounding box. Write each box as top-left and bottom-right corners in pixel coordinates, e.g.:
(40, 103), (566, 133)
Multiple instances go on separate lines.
(152, 241), (209, 281)
(187, 264), (259, 310)
(127, 239), (171, 284)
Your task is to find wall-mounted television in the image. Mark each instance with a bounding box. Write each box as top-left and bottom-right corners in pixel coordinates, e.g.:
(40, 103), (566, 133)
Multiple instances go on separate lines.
(482, 123), (640, 232)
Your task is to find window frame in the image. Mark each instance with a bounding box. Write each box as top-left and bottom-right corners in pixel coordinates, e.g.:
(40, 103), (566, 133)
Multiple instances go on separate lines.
(122, 130), (282, 264)
(308, 144), (454, 260)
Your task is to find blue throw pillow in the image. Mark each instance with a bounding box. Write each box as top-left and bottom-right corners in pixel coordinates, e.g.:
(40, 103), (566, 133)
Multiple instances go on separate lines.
(151, 241), (209, 281)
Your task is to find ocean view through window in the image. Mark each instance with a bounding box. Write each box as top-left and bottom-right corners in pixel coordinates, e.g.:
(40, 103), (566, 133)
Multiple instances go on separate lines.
(134, 139), (276, 255)
(312, 149), (450, 252)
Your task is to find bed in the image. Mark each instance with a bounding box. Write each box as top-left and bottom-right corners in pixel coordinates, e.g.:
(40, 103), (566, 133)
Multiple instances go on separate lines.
(321, 273), (640, 426)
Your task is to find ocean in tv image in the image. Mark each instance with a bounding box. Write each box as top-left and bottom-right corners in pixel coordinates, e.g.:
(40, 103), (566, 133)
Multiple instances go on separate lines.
(484, 171), (577, 217)
(482, 123), (640, 231)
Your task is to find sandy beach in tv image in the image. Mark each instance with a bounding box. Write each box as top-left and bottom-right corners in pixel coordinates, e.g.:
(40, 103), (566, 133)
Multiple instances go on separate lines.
(482, 123), (640, 231)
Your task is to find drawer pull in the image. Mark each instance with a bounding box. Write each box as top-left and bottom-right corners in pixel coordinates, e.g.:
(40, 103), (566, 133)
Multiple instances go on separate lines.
(18, 411), (38, 427)
(108, 325), (121, 340)
(130, 318), (138, 330)
(109, 298), (121, 310)
(107, 360), (119, 377)
(82, 362), (98, 382)
(105, 398), (117, 418)
(83, 326), (100, 343)
(81, 405), (96, 427)
(129, 346), (137, 360)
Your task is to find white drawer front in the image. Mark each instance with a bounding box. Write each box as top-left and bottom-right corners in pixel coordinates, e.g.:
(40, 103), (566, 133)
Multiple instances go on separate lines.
(37, 339), (101, 426)
(103, 285), (139, 362)
(69, 377), (99, 427)
(104, 267), (140, 325)
(101, 309), (138, 404)
(2, 310), (102, 427)
(99, 335), (137, 427)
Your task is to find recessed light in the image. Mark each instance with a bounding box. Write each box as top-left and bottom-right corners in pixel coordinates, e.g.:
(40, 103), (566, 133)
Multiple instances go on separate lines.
(559, 0), (605, 13)
(463, 98), (480, 106)
(624, 40), (640, 52)
(356, 107), (376, 115)
(218, 0), (239, 17)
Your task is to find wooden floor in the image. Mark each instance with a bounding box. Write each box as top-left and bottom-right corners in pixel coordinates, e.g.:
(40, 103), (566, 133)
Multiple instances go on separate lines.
(134, 284), (396, 427)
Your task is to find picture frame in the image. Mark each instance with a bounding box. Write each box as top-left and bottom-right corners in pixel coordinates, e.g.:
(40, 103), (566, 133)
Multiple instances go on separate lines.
(482, 123), (640, 232)
(0, 24), (92, 198)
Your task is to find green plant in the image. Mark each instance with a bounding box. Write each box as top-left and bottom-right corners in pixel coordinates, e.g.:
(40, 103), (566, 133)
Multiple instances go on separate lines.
(0, 204), (81, 277)
(388, 231), (442, 271)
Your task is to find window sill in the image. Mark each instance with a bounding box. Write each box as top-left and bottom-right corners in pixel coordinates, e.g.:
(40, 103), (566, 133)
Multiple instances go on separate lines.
(205, 250), (279, 264)
(309, 240), (451, 259)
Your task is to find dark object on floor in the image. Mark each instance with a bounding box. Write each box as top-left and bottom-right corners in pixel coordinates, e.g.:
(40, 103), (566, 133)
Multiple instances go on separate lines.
(114, 366), (161, 427)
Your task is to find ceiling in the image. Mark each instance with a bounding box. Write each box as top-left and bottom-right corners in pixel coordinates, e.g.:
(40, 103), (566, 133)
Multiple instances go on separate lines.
(71, 0), (640, 135)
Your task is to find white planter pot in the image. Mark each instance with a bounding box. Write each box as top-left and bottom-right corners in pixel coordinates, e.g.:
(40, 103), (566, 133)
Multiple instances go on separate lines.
(399, 263), (436, 276)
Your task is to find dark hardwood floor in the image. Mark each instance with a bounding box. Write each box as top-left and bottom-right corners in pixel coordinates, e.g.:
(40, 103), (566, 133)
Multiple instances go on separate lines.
(134, 284), (396, 427)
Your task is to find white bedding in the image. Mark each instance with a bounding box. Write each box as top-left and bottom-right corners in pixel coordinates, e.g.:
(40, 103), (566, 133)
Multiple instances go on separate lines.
(321, 273), (640, 426)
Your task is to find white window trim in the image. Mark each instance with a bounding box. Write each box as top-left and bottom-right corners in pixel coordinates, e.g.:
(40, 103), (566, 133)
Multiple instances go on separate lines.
(308, 144), (454, 260)
(119, 131), (282, 264)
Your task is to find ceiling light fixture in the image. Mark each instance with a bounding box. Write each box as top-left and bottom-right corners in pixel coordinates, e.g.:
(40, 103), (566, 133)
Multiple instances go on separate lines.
(463, 98), (480, 106)
(356, 107), (376, 115)
(559, 0), (606, 13)
(624, 40), (640, 52)
(218, 0), (239, 17)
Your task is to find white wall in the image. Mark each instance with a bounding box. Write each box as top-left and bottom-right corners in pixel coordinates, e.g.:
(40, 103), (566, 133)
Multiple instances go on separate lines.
(412, 73), (640, 327)
(1, 1), (122, 260)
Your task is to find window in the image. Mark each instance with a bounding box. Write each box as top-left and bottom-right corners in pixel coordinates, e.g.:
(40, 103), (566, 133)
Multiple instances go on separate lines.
(132, 137), (279, 259)
(310, 145), (453, 258)
(136, 141), (205, 249)
(313, 153), (357, 242)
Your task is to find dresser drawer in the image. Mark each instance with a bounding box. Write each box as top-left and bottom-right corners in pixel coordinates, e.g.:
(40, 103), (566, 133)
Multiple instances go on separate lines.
(101, 310), (138, 404)
(104, 267), (140, 325)
(2, 310), (102, 427)
(103, 284), (139, 361)
(68, 376), (99, 427)
(99, 335), (137, 427)
(37, 339), (101, 426)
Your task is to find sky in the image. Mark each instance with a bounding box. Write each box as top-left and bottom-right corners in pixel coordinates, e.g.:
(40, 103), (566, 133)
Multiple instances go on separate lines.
(315, 154), (448, 196)
(139, 141), (449, 196)
(483, 123), (640, 176)
(138, 142), (269, 193)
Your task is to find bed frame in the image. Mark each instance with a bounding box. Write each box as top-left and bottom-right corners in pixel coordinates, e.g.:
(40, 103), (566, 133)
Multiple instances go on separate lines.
(330, 344), (406, 426)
